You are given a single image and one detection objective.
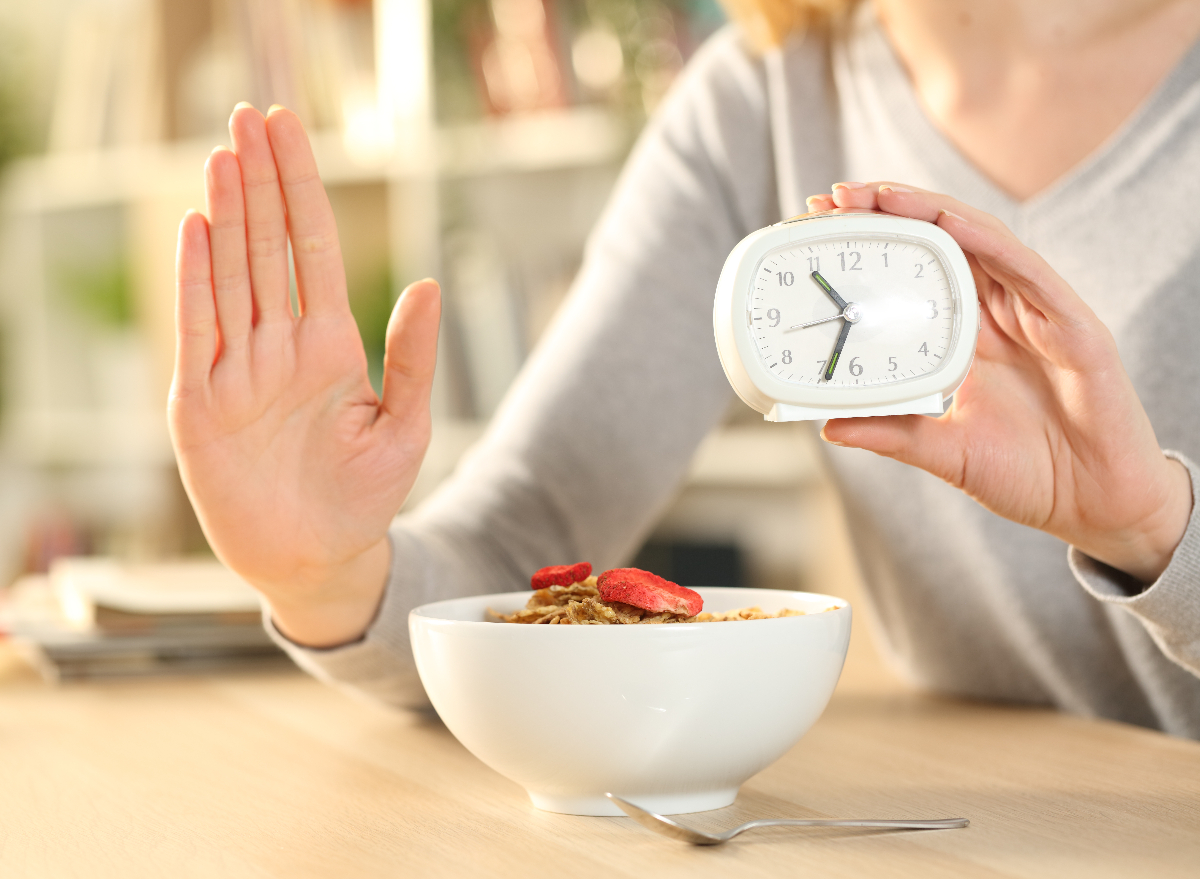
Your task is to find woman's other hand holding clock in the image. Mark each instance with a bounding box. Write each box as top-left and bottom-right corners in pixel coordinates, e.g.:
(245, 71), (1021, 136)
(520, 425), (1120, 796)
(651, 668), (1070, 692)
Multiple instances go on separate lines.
(806, 183), (1192, 585)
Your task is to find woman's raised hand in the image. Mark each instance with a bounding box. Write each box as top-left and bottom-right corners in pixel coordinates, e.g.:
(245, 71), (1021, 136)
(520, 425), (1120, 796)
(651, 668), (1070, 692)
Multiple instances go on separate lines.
(805, 184), (1192, 583)
(169, 104), (441, 646)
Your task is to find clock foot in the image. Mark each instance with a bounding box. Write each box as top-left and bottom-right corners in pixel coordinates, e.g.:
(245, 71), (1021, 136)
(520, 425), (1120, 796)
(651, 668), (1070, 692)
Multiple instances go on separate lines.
(766, 394), (944, 422)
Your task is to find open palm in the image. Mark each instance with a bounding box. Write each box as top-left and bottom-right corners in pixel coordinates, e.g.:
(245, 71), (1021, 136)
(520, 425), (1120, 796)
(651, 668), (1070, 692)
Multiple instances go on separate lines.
(809, 185), (1191, 583)
(169, 105), (440, 644)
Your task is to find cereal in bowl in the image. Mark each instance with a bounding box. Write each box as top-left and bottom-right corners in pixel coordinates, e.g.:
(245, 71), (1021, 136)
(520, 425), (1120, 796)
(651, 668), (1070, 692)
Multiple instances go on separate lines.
(489, 564), (827, 624)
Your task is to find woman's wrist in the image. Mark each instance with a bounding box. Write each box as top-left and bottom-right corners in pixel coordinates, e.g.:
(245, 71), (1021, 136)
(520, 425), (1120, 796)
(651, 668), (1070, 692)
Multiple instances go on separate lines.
(1078, 457), (1194, 585)
(261, 537), (392, 649)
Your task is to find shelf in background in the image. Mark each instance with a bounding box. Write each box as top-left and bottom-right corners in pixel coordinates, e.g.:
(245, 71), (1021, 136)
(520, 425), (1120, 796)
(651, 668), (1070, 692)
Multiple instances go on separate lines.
(436, 108), (628, 177)
(0, 108), (630, 216)
(2, 409), (174, 467)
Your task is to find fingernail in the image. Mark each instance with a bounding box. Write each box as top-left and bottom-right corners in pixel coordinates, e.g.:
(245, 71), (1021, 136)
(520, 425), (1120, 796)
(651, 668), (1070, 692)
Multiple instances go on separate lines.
(268, 104), (285, 114)
(879, 184), (913, 193)
(831, 181), (866, 191)
(229, 102), (252, 128)
(939, 208), (964, 220)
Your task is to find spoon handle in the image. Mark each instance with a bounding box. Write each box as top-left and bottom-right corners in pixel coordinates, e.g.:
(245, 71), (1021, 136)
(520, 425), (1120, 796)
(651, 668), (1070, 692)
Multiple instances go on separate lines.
(734, 817), (969, 836)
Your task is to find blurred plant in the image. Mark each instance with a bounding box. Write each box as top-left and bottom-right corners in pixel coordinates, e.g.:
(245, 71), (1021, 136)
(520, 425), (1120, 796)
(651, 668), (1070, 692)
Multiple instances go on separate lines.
(60, 260), (136, 329)
(432, 0), (724, 122)
(0, 28), (33, 170)
(576, 0), (725, 115)
(348, 264), (395, 394)
(432, 0), (494, 122)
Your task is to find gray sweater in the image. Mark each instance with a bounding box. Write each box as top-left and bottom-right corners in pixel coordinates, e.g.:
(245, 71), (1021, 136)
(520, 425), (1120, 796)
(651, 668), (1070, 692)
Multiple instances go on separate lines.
(271, 12), (1200, 738)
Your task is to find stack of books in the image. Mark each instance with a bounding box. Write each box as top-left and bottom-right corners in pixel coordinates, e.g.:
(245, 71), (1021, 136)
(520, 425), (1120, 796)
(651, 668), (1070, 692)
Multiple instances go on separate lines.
(2, 558), (290, 681)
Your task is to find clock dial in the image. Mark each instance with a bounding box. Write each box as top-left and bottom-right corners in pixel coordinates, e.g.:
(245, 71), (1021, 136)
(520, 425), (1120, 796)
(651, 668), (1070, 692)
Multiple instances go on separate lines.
(748, 236), (957, 387)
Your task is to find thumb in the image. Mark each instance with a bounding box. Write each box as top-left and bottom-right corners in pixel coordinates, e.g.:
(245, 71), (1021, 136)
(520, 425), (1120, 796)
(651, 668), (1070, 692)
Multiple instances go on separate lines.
(822, 413), (968, 490)
(379, 278), (441, 421)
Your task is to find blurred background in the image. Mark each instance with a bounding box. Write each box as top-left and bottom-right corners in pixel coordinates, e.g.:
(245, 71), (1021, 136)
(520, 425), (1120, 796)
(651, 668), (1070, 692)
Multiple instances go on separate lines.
(0, 0), (854, 615)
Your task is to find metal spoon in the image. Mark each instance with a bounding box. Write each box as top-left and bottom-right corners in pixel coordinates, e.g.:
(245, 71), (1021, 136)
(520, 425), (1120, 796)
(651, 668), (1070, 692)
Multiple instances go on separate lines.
(605, 793), (969, 846)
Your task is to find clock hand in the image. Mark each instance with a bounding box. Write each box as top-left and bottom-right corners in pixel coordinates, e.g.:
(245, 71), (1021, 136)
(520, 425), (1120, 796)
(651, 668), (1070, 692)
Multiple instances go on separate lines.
(823, 318), (852, 382)
(811, 271), (848, 310)
(787, 313), (843, 331)
(789, 302), (863, 331)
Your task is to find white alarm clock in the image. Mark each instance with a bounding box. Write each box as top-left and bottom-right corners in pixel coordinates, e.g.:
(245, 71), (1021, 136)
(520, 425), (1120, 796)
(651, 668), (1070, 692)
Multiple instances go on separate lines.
(713, 208), (979, 421)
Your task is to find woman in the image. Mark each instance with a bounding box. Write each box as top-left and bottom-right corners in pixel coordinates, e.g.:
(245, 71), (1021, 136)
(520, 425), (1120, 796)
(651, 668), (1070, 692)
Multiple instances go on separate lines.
(169, 0), (1200, 735)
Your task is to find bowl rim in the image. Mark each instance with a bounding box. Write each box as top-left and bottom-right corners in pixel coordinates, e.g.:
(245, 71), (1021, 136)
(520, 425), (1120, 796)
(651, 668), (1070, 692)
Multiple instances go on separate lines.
(410, 586), (850, 629)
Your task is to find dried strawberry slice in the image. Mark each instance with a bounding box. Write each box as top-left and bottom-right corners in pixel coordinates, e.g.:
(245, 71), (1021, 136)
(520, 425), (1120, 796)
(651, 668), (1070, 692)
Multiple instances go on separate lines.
(596, 568), (703, 616)
(531, 562), (593, 590)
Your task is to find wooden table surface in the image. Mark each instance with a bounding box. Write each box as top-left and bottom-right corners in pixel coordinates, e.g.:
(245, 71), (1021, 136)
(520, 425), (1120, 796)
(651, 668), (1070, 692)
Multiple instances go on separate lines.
(1, 628), (1198, 879)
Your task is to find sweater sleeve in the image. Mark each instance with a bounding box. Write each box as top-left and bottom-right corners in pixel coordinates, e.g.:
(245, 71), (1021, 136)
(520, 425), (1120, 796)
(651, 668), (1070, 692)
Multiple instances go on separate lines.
(1069, 450), (1200, 680)
(265, 28), (797, 707)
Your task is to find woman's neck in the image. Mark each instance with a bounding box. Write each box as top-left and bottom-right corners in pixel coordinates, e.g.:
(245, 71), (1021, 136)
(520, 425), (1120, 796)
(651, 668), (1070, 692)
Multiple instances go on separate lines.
(873, 0), (1200, 201)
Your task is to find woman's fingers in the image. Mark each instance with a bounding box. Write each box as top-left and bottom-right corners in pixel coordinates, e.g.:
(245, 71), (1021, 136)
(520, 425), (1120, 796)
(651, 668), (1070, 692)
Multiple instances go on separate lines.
(830, 181), (883, 209)
(823, 413), (968, 490)
(811, 181), (955, 218)
(805, 193), (836, 212)
(816, 183), (1100, 346)
(935, 210), (1092, 330)
(874, 185), (1011, 235)
(264, 106), (347, 316)
(204, 147), (253, 357)
(174, 210), (218, 397)
(229, 103), (292, 324)
(825, 181), (1011, 235)
(809, 181), (906, 211)
(379, 279), (442, 424)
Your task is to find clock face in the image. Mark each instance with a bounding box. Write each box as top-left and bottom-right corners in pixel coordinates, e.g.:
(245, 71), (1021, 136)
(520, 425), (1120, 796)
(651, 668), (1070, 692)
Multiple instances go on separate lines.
(748, 235), (959, 387)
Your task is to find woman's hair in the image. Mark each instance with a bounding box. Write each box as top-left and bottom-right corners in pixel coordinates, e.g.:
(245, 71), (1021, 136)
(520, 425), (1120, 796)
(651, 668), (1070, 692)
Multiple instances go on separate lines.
(719, 0), (854, 49)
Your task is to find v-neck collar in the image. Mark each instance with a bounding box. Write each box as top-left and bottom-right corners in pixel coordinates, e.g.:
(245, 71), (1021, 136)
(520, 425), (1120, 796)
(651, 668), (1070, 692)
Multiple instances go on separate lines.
(845, 3), (1200, 224)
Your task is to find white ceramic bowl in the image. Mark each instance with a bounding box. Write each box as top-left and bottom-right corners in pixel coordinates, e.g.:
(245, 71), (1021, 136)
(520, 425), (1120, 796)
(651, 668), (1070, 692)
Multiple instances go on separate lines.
(409, 587), (850, 816)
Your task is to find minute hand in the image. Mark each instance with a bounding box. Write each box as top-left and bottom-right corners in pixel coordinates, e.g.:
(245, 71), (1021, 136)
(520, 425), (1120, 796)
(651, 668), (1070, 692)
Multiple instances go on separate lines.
(811, 270), (848, 309)
(824, 318), (852, 382)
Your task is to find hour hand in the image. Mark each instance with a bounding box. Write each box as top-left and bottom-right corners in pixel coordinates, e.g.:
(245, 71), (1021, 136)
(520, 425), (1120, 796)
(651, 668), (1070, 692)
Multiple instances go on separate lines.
(811, 271), (848, 310)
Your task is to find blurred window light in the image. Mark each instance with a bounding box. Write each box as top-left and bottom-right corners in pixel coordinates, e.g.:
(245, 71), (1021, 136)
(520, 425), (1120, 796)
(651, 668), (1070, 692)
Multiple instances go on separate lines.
(375, 0), (429, 143)
(572, 28), (623, 93)
(48, 1), (120, 152)
(340, 72), (394, 164)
